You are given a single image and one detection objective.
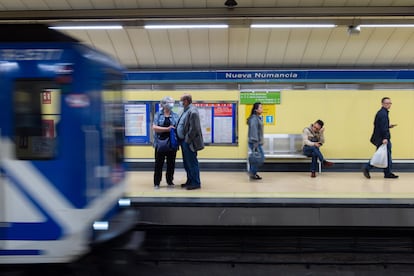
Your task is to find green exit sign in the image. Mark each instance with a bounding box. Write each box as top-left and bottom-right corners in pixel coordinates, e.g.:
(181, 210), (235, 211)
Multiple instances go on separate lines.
(240, 91), (281, 104)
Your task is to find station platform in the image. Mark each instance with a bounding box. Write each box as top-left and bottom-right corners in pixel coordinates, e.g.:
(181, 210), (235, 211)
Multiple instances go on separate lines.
(126, 170), (414, 228)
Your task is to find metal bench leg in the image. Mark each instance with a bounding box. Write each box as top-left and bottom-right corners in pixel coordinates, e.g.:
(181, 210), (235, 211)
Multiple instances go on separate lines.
(318, 159), (322, 174)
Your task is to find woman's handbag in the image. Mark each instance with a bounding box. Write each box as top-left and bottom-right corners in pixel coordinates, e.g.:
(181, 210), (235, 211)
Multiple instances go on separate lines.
(157, 138), (172, 152)
(370, 144), (388, 168)
(157, 129), (179, 152)
(169, 128), (179, 150)
(249, 147), (264, 166)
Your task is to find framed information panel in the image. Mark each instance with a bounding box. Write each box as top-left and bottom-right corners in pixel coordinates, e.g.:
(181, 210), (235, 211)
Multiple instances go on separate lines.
(124, 101), (237, 145)
(124, 102), (151, 144)
(194, 102), (237, 145)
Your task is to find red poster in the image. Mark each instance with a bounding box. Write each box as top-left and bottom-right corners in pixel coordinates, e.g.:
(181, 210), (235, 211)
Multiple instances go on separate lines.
(42, 91), (51, 104)
(214, 103), (233, 116)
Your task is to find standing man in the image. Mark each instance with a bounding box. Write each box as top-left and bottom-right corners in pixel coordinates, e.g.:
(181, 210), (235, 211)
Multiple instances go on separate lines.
(363, 97), (398, 179)
(302, 119), (334, 178)
(176, 94), (204, 190)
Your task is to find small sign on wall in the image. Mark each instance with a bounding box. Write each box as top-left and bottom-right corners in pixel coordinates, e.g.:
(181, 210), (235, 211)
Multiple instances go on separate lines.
(42, 90), (51, 104)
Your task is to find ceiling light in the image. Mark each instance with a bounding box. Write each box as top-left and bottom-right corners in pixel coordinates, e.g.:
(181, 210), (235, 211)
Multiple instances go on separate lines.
(250, 24), (337, 28)
(144, 24), (228, 29)
(359, 24), (414, 28)
(49, 25), (123, 30)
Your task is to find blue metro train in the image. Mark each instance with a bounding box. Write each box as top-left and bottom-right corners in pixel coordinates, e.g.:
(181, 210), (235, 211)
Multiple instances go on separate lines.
(0, 24), (136, 264)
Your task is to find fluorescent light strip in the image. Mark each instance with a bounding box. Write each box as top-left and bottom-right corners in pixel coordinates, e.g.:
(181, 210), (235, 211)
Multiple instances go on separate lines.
(359, 24), (414, 28)
(145, 24), (228, 29)
(49, 25), (123, 30)
(250, 24), (337, 28)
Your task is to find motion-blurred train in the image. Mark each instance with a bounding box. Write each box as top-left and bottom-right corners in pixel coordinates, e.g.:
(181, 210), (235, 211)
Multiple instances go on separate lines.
(0, 24), (136, 264)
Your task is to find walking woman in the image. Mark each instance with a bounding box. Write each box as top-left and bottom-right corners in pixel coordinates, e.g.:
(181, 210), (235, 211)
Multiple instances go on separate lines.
(247, 102), (265, 180)
(152, 96), (179, 189)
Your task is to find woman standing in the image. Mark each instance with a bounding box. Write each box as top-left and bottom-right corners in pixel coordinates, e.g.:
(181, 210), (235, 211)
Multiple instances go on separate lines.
(152, 96), (179, 189)
(247, 102), (265, 180)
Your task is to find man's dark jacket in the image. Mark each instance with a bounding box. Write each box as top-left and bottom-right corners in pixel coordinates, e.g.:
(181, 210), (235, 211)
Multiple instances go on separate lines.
(370, 107), (390, 147)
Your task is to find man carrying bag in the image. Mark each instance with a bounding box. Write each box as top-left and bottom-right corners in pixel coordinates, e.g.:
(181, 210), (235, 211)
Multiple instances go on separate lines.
(363, 97), (398, 179)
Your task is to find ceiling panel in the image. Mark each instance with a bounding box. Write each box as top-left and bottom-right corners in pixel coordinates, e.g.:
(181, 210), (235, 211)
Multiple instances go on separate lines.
(246, 29), (268, 66)
(392, 32), (414, 67)
(127, 29), (156, 68)
(86, 30), (117, 61)
(228, 28), (250, 67)
(1, 0), (414, 70)
(169, 30), (192, 67)
(188, 29), (211, 66)
(147, 30), (175, 67)
(264, 30), (289, 67)
(209, 29), (229, 67)
(372, 29), (405, 66)
(109, 30), (138, 66)
(319, 28), (349, 66)
(301, 29), (332, 66)
(284, 30), (311, 66)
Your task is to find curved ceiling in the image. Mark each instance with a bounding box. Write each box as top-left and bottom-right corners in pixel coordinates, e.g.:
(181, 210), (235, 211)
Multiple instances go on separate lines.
(1, 0), (414, 70)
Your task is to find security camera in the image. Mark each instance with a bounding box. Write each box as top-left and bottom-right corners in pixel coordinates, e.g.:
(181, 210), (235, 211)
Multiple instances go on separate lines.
(224, 0), (238, 8)
(347, 25), (361, 35)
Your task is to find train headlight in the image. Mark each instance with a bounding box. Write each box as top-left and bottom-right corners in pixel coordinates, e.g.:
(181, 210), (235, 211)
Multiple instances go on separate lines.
(118, 198), (131, 207)
(93, 221), (109, 231)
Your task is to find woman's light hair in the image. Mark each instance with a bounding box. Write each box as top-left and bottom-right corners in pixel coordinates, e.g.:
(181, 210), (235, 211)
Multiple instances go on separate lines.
(160, 96), (174, 107)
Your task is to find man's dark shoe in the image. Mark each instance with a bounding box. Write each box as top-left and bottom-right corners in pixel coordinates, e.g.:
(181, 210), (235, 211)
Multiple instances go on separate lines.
(323, 161), (334, 167)
(186, 185), (200, 190)
(311, 171), (316, 178)
(181, 182), (189, 188)
(384, 173), (399, 179)
(362, 168), (371, 179)
(250, 174), (262, 180)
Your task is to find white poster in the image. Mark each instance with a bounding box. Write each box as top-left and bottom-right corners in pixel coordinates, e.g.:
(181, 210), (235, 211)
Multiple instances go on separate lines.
(124, 104), (147, 136)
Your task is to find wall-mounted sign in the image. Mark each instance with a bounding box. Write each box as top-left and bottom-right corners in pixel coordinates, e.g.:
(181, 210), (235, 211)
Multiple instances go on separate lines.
(240, 91), (280, 104)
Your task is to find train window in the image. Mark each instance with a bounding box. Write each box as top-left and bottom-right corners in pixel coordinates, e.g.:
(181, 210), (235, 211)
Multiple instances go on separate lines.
(13, 80), (61, 160)
(102, 78), (124, 167)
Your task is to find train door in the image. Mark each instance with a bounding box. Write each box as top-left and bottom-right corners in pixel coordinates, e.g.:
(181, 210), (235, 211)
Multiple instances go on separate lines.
(101, 77), (124, 186)
(14, 79), (61, 160)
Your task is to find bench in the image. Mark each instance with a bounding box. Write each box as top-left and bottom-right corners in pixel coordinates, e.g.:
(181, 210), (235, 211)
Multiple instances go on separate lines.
(261, 133), (321, 173)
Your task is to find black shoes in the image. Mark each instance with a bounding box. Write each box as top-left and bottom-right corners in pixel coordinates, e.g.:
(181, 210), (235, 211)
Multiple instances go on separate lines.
(384, 173), (399, 179)
(362, 168), (371, 179)
(186, 185), (201, 190)
(181, 182), (200, 190)
(311, 171), (316, 178)
(250, 174), (262, 180)
(362, 167), (399, 179)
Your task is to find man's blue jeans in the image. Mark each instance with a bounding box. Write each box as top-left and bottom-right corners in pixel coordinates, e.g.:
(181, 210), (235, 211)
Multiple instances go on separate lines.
(365, 142), (392, 176)
(303, 145), (324, 172)
(181, 141), (201, 187)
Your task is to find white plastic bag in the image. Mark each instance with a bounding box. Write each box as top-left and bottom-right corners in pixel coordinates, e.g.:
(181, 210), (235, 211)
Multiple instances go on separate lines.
(370, 144), (388, 168)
